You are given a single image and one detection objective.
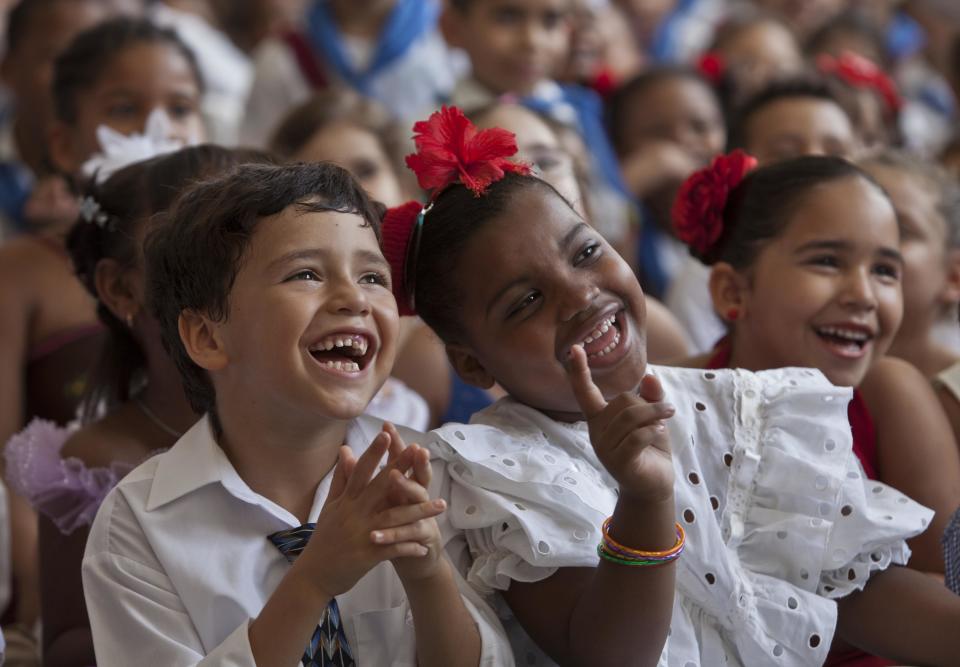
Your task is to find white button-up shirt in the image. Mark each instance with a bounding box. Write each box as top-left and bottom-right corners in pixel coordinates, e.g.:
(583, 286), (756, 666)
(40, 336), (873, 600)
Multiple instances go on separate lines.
(82, 415), (513, 666)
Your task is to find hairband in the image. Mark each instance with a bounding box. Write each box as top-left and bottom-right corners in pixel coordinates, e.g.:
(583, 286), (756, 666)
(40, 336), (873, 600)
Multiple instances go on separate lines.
(381, 106), (531, 315)
(672, 149), (758, 262)
(816, 52), (902, 117)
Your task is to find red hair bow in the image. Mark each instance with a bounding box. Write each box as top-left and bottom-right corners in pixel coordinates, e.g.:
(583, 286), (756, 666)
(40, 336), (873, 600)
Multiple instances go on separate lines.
(817, 52), (902, 116)
(405, 105), (530, 197)
(696, 52), (726, 85)
(672, 150), (757, 260)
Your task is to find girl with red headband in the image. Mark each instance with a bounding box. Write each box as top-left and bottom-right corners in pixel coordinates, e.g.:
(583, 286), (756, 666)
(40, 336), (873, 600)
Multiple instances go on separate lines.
(381, 106), (958, 666)
(674, 151), (960, 666)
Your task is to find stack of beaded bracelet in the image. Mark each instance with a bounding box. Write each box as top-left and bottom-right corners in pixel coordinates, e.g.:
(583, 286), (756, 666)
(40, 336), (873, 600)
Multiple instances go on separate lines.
(597, 517), (685, 566)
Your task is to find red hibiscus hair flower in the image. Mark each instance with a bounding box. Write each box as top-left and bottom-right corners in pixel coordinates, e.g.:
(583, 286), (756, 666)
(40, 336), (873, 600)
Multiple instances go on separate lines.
(404, 106), (530, 197)
(696, 52), (726, 85)
(672, 150), (757, 261)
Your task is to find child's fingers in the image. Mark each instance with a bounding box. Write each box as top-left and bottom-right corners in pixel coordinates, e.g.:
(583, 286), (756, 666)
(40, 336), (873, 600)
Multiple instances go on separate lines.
(384, 423), (406, 465)
(412, 446), (432, 488)
(370, 520), (437, 546)
(327, 446), (355, 501)
(638, 374), (666, 403)
(346, 431), (390, 497)
(600, 400), (675, 452)
(375, 495), (446, 528)
(377, 542), (429, 559)
(566, 345), (608, 419)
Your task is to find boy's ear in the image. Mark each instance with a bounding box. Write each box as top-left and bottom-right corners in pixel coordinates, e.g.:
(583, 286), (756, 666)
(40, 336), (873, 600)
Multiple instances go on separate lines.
(709, 262), (749, 322)
(446, 343), (495, 390)
(178, 310), (229, 372)
(94, 258), (139, 326)
(939, 248), (960, 305)
(48, 121), (81, 176)
(439, 4), (466, 50)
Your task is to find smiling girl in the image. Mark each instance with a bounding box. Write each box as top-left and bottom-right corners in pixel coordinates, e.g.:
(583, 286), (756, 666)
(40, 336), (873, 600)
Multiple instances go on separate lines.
(379, 107), (960, 667)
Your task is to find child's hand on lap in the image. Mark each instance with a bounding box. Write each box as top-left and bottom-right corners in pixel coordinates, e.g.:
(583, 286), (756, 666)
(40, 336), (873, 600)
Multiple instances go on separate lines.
(566, 345), (676, 503)
(296, 430), (446, 601)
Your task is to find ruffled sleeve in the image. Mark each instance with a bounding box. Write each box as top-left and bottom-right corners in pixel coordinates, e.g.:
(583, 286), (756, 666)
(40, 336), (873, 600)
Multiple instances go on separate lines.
(4, 419), (135, 534)
(429, 409), (616, 595)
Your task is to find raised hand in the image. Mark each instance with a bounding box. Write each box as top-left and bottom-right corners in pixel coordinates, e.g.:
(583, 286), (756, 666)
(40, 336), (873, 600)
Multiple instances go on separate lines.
(376, 423), (447, 583)
(566, 345), (675, 503)
(297, 431), (447, 600)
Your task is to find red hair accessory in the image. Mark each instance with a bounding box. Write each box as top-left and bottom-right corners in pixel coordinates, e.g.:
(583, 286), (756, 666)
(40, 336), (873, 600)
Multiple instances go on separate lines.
(383, 106), (532, 315)
(816, 52), (902, 116)
(672, 150), (757, 260)
(696, 52), (726, 85)
(405, 105), (531, 197)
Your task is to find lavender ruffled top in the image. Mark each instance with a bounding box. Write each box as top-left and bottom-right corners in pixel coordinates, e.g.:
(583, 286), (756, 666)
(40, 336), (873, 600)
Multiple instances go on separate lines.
(4, 419), (144, 535)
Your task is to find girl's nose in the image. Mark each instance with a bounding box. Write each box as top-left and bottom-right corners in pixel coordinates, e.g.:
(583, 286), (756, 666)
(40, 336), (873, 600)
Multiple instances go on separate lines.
(559, 281), (599, 322)
(840, 267), (878, 310)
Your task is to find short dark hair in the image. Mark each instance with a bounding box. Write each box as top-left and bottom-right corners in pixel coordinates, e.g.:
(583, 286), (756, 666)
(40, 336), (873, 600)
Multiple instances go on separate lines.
(145, 162), (384, 429)
(726, 76), (846, 151)
(53, 16), (203, 124)
(698, 155), (884, 267)
(411, 173), (570, 344)
(65, 145), (273, 420)
(805, 9), (888, 67)
(606, 66), (716, 156)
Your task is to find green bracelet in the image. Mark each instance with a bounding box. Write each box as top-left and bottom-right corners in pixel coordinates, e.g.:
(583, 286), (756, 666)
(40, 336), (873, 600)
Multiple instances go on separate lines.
(596, 544), (663, 567)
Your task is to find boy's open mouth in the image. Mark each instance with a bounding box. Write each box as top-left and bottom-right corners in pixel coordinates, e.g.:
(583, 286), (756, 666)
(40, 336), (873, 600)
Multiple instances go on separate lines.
(308, 333), (375, 373)
(812, 324), (874, 358)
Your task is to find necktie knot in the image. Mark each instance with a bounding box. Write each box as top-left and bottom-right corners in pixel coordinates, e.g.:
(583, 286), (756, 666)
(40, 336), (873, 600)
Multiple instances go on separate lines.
(268, 523), (317, 563)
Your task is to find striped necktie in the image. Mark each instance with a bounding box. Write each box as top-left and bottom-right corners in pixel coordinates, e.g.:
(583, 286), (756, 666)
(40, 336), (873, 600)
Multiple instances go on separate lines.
(268, 524), (355, 666)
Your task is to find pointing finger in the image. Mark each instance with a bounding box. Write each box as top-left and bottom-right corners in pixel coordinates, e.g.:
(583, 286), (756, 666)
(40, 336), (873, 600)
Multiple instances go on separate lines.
(566, 344), (608, 419)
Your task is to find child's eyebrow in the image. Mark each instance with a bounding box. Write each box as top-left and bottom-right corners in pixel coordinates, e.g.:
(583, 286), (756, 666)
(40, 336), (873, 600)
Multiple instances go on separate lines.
(561, 222), (590, 251)
(793, 239), (904, 264)
(267, 248), (390, 272)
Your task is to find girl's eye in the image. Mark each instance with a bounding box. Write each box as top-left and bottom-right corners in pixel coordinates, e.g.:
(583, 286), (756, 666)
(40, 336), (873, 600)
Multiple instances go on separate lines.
(873, 262), (900, 280)
(808, 254), (840, 268)
(360, 272), (389, 287)
(508, 291), (541, 318)
(169, 103), (196, 119)
(574, 242), (601, 266)
(287, 269), (320, 282)
(107, 103), (137, 118)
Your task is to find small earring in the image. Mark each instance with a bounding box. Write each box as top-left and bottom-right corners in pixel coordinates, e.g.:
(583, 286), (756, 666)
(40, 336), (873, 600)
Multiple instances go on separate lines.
(725, 308), (740, 321)
(125, 312), (134, 328)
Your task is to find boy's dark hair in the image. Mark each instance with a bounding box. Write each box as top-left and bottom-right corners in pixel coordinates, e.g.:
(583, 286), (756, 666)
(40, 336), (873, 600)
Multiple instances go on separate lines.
(145, 162), (384, 430)
(804, 9), (888, 67)
(605, 66), (715, 156)
(65, 145), (273, 420)
(6, 0), (63, 54)
(726, 76), (845, 151)
(701, 155), (884, 267)
(53, 16), (203, 124)
(412, 173), (569, 344)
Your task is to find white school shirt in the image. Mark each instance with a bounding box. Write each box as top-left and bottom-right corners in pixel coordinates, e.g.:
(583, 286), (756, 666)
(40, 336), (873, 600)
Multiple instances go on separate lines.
(427, 365), (933, 667)
(82, 415), (513, 666)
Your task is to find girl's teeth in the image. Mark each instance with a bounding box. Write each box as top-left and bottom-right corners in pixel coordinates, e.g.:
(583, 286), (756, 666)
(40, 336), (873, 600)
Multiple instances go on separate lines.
(320, 360), (360, 372)
(588, 332), (621, 358)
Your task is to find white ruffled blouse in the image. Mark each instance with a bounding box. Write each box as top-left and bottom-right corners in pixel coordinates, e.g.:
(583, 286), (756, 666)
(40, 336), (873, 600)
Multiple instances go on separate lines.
(427, 365), (933, 667)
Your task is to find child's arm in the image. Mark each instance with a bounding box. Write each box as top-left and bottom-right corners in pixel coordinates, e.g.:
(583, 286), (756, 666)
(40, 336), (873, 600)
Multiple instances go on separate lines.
(248, 432), (446, 666)
(860, 357), (960, 572)
(836, 565), (960, 665)
(376, 423), (482, 667)
(503, 346), (677, 667)
(38, 517), (95, 667)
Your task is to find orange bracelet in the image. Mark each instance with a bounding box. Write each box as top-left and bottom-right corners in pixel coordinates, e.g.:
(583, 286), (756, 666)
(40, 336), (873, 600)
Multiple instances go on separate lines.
(601, 517), (685, 558)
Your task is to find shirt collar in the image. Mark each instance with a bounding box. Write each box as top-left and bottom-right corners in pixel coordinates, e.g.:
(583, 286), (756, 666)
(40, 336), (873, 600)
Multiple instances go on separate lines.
(144, 413), (392, 520)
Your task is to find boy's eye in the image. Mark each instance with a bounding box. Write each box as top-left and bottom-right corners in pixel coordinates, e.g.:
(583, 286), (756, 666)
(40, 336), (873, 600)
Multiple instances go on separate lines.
(169, 102), (196, 119)
(287, 269), (320, 282)
(493, 6), (523, 24)
(360, 272), (390, 287)
(574, 242), (601, 266)
(107, 102), (137, 118)
(541, 9), (563, 28)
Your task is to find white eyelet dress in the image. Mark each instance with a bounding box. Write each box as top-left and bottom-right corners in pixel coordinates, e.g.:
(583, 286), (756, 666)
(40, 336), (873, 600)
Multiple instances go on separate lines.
(426, 365), (933, 667)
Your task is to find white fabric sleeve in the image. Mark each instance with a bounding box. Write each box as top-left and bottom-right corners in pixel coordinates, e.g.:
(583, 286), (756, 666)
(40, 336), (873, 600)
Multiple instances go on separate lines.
(82, 491), (257, 667)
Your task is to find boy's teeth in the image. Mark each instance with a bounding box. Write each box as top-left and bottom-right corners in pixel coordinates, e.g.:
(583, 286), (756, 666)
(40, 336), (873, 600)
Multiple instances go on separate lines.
(311, 334), (369, 354)
(319, 359), (360, 372)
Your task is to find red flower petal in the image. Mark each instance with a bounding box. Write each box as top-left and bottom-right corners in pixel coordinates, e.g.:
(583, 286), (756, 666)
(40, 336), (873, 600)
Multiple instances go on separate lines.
(672, 150), (757, 259)
(405, 106), (530, 196)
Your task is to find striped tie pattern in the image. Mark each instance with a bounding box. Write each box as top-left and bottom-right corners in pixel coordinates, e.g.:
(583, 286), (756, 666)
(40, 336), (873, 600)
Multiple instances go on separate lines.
(945, 507), (960, 596)
(268, 523), (356, 666)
